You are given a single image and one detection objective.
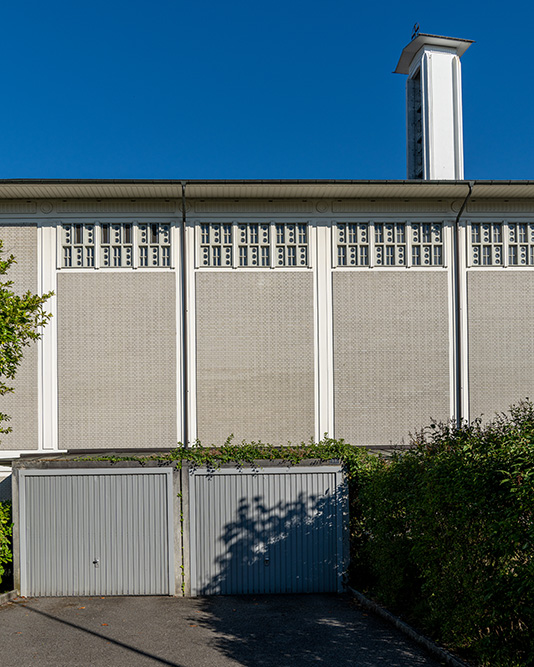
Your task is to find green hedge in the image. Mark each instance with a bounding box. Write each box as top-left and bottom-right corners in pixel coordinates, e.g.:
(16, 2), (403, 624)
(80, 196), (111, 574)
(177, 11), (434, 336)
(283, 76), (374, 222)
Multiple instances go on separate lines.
(0, 499), (12, 587)
(353, 401), (534, 667)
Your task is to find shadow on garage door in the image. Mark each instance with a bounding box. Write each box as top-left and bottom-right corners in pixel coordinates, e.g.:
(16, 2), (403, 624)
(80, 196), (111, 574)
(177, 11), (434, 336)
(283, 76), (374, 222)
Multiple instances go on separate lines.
(188, 465), (348, 595)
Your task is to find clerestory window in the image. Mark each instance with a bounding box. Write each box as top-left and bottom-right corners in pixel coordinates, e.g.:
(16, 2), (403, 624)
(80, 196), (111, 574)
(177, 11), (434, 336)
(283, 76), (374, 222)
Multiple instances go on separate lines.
(335, 222), (444, 267)
(470, 222), (534, 267)
(60, 222), (172, 268)
(198, 222), (309, 268)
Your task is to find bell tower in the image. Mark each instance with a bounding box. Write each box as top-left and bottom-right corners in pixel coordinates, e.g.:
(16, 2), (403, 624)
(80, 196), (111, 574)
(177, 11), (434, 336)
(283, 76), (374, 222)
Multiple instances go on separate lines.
(395, 31), (473, 180)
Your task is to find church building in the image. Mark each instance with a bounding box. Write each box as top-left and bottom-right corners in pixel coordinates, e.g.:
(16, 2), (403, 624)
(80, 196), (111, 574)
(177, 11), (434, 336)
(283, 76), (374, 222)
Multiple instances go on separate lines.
(1, 32), (533, 469)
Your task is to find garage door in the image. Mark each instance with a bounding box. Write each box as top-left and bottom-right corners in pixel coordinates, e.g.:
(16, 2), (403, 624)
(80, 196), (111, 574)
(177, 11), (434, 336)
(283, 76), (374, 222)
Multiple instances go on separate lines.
(189, 466), (347, 595)
(19, 468), (174, 597)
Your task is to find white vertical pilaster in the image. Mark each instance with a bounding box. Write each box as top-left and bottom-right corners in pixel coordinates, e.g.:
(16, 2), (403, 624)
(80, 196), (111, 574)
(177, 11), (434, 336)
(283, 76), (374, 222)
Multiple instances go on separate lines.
(185, 222), (197, 445)
(314, 223), (334, 441)
(446, 221), (457, 422)
(421, 52), (432, 179)
(458, 220), (470, 423)
(452, 55), (465, 180)
(173, 222), (184, 444)
(131, 221), (138, 269)
(38, 223), (58, 451)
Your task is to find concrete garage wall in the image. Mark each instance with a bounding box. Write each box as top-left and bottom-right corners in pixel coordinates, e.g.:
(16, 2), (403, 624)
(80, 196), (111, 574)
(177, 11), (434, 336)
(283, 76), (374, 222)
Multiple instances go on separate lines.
(468, 271), (534, 420)
(0, 225), (39, 451)
(333, 271), (451, 445)
(195, 272), (315, 445)
(57, 272), (177, 449)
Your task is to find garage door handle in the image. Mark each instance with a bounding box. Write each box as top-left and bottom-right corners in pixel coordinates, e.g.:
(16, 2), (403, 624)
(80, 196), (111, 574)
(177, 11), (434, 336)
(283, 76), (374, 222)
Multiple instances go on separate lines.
(93, 558), (100, 568)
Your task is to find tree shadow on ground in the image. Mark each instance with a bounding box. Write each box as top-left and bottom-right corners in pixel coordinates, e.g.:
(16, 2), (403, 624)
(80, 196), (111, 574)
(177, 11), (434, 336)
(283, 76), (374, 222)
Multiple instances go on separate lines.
(189, 488), (439, 667)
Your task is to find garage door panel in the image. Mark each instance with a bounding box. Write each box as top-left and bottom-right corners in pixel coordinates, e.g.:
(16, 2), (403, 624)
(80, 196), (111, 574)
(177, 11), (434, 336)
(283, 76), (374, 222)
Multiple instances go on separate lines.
(21, 469), (173, 597)
(189, 467), (346, 595)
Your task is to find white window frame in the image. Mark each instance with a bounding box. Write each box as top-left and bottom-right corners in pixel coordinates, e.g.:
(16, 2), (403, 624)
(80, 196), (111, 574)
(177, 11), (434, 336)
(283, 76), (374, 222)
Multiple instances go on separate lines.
(467, 219), (534, 268)
(331, 219), (449, 270)
(194, 219), (313, 270)
(56, 219), (177, 271)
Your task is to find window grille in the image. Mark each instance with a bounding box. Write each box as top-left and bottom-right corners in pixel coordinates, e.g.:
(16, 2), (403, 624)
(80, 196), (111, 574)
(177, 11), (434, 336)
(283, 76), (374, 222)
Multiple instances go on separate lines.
(411, 223), (443, 266)
(101, 223), (133, 267)
(60, 222), (172, 269)
(335, 222), (443, 267)
(198, 222), (309, 268)
(470, 222), (534, 267)
(199, 223), (233, 267)
(374, 223), (407, 266)
(336, 223), (370, 266)
(61, 224), (96, 268)
(238, 223), (270, 267)
(275, 223), (307, 267)
(138, 223), (171, 267)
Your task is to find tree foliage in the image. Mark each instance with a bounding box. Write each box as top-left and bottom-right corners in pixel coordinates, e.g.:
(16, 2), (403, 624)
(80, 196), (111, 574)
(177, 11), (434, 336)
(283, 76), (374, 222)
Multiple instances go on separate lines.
(355, 402), (534, 667)
(0, 500), (12, 587)
(0, 240), (52, 436)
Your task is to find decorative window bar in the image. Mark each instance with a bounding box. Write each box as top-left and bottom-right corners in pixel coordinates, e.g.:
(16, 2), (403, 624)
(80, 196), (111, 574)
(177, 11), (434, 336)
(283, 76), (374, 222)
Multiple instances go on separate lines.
(138, 223), (171, 268)
(335, 222), (444, 267)
(199, 223), (233, 267)
(198, 222), (309, 268)
(238, 223), (270, 267)
(101, 223), (133, 268)
(336, 223), (370, 266)
(411, 223), (443, 267)
(470, 222), (534, 267)
(275, 223), (307, 267)
(61, 224), (96, 268)
(60, 222), (172, 269)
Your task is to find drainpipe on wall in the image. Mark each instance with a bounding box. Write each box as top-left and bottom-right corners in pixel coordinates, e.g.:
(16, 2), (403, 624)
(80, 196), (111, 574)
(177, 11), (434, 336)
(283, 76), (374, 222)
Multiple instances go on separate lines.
(454, 181), (474, 425)
(181, 181), (188, 445)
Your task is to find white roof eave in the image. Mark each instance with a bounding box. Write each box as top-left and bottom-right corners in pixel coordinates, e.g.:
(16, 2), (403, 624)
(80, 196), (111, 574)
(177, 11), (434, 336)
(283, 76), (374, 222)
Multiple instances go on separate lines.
(0, 179), (532, 201)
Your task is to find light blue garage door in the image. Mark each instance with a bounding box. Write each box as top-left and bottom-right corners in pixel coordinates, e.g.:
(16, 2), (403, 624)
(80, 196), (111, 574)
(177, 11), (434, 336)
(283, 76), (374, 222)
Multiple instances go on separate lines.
(189, 466), (347, 595)
(20, 468), (174, 596)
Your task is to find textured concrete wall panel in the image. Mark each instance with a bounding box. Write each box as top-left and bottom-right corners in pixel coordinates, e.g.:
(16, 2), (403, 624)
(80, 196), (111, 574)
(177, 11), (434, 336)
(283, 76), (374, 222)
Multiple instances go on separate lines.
(58, 272), (177, 449)
(468, 271), (534, 420)
(195, 272), (315, 445)
(0, 226), (39, 450)
(333, 271), (450, 445)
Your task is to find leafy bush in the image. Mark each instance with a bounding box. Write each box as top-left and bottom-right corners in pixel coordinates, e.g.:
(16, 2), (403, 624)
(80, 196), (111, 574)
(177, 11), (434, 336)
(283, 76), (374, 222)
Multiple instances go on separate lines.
(356, 401), (534, 667)
(0, 499), (12, 587)
(89, 435), (371, 471)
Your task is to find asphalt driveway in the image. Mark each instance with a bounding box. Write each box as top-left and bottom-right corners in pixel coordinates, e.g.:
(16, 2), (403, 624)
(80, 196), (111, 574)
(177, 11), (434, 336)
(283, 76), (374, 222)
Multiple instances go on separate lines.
(0, 594), (445, 667)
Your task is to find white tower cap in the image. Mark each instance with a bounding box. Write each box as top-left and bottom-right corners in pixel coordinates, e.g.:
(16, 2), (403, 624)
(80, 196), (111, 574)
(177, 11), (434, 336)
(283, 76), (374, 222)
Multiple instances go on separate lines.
(395, 33), (474, 75)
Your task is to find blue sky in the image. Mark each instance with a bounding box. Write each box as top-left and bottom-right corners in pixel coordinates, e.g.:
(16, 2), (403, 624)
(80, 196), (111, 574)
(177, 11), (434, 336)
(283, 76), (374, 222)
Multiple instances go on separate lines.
(1, 0), (532, 180)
